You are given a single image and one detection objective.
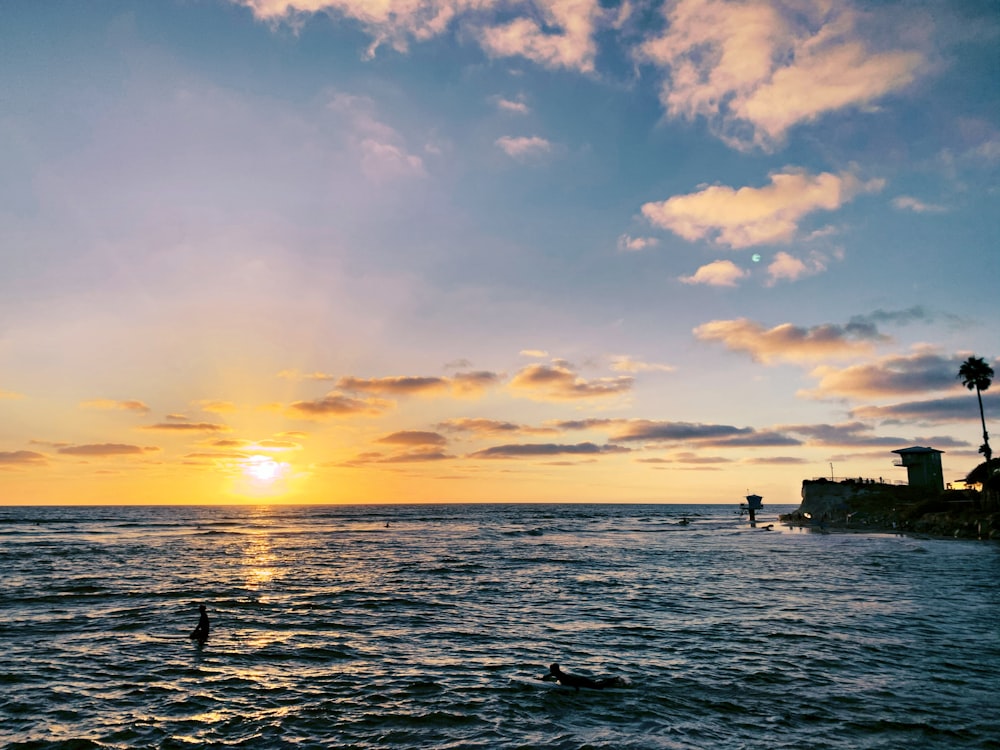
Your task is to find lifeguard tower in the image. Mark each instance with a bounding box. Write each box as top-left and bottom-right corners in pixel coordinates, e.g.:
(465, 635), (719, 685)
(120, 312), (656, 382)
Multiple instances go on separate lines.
(892, 447), (944, 493)
(744, 493), (763, 525)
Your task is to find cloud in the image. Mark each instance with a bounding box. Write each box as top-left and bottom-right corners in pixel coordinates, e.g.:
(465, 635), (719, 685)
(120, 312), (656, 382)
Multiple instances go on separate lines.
(0, 450), (47, 466)
(470, 441), (627, 459)
(520, 349), (548, 358)
(650, 452), (733, 465)
(639, 0), (928, 149)
(850, 307), (939, 328)
(1, 389), (25, 400)
(197, 400), (237, 413)
(80, 399), (150, 415)
(610, 420), (753, 442)
(495, 95), (529, 114)
(509, 363), (632, 400)
(142, 422), (232, 432)
(210, 439), (254, 448)
(802, 349), (962, 399)
(745, 456), (808, 465)
(477, 0), (602, 72)
(451, 371), (502, 395)
(338, 371), (498, 397)
(360, 138), (426, 181)
(377, 430), (448, 447)
(609, 356), (675, 374)
(779, 422), (905, 447)
(339, 375), (449, 396)
(326, 92), (425, 181)
(438, 417), (559, 436)
(892, 196), (946, 213)
(288, 392), (392, 418)
(277, 370), (337, 381)
(693, 317), (884, 364)
(495, 135), (552, 160)
(58, 443), (159, 457)
(254, 439), (302, 450)
(851, 394), (1000, 425)
(617, 234), (659, 252)
(642, 169), (884, 248)
(765, 250), (831, 285)
(237, 0), (607, 72)
(378, 449), (452, 463)
(680, 259), (748, 287)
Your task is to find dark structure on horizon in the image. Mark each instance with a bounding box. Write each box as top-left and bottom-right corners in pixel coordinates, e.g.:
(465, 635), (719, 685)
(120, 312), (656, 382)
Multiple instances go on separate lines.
(892, 446), (944, 494)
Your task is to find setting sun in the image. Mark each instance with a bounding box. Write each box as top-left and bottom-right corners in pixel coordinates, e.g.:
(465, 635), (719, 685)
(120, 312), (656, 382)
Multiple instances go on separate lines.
(242, 455), (287, 483)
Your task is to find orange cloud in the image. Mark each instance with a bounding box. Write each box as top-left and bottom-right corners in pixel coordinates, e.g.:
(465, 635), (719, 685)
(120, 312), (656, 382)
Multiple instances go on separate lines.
(80, 399), (150, 415)
(470, 442), (628, 459)
(289, 392), (392, 418)
(609, 356), (675, 374)
(680, 260), (748, 287)
(694, 318), (880, 364)
(377, 430), (447, 447)
(509, 363), (632, 401)
(197, 400), (237, 413)
(478, 0), (601, 72)
(338, 372), (498, 397)
(142, 422), (231, 432)
(58, 443), (159, 456)
(802, 350), (961, 399)
(643, 169), (883, 248)
(0, 450), (47, 466)
(640, 0), (928, 149)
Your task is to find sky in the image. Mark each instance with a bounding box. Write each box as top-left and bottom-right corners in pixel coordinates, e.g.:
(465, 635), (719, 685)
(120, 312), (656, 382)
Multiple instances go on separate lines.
(1, 0), (998, 505)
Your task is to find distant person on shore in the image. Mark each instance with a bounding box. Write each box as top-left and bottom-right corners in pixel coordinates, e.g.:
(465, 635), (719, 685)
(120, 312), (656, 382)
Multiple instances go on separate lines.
(541, 663), (626, 690)
(190, 603), (210, 645)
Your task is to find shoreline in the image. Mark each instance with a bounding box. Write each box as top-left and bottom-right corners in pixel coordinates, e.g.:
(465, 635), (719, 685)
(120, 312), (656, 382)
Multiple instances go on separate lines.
(780, 508), (1000, 540)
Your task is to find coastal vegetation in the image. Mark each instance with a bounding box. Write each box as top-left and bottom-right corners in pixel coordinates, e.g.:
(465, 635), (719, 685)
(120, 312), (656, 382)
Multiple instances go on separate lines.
(780, 354), (999, 538)
(957, 355), (996, 509)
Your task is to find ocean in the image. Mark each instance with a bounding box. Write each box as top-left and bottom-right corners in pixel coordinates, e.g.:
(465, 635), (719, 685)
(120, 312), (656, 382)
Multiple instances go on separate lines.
(1, 503), (997, 750)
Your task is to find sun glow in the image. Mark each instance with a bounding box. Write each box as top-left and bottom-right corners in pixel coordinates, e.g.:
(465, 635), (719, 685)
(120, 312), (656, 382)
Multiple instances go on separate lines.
(243, 455), (286, 483)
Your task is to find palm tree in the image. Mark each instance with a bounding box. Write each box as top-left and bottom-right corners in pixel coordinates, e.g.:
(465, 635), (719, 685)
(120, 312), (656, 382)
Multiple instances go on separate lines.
(957, 356), (994, 502)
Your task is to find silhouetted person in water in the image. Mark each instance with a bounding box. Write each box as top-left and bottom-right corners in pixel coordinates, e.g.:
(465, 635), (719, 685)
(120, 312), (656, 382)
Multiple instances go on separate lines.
(190, 604), (210, 645)
(541, 663), (625, 691)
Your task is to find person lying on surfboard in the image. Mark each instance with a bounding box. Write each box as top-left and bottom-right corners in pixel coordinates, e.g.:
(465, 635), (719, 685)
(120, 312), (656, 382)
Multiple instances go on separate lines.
(540, 663), (626, 690)
(190, 603), (210, 644)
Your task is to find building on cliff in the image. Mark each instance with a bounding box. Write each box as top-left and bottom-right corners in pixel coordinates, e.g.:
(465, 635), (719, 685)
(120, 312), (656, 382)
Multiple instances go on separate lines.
(892, 446), (944, 493)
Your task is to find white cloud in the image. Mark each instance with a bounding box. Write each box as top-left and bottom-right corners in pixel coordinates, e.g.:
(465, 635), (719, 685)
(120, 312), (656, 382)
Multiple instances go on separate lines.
(766, 250), (831, 285)
(638, 0), (928, 150)
(238, 0), (477, 53)
(496, 135), (552, 160)
(477, 0), (603, 72)
(892, 196), (946, 213)
(610, 355), (675, 374)
(327, 91), (426, 181)
(238, 0), (605, 72)
(680, 260), (748, 287)
(642, 169), (884, 249)
(617, 233), (659, 252)
(495, 95), (530, 114)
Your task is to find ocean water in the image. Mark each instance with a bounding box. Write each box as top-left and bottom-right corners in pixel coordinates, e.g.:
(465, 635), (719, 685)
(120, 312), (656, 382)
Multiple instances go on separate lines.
(1, 503), (998, 750)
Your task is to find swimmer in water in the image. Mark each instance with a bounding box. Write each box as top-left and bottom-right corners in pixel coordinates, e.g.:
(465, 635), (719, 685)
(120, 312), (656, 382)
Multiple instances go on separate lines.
(190, 603), (210, 645)
(541, 663), (625, 691)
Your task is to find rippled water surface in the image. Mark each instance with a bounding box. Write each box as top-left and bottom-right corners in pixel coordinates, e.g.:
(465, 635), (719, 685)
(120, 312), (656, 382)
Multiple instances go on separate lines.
(1, 503), (998, 749)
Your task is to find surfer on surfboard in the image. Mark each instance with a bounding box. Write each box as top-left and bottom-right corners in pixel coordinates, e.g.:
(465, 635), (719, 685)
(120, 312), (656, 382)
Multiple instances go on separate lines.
(541, 663), (626, 691)
(190, 603), (210, 645)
